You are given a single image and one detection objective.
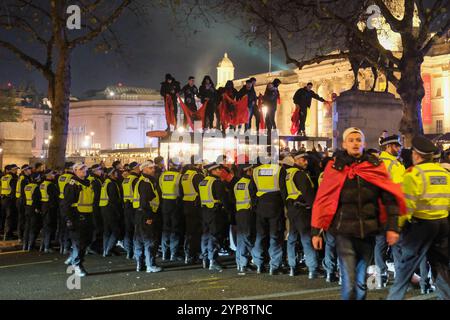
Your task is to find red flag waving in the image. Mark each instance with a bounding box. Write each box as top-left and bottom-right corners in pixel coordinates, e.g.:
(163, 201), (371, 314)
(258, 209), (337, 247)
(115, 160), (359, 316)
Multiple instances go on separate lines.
(290, 107), (300, 135)
(164, 95), (177, 128)
(219, 94), (249, 130)
(178, 97), (208, 130)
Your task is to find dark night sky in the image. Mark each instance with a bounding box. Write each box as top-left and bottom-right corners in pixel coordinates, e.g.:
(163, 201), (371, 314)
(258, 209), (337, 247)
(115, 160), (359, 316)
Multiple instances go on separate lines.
(0, 7), (289, 98)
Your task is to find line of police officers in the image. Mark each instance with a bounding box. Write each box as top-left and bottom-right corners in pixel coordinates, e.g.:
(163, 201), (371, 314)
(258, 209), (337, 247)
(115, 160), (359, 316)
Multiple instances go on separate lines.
(0, 133), (448, 299)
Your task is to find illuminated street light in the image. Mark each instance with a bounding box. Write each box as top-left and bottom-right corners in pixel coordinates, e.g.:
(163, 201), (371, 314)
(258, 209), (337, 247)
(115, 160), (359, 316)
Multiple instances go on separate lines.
(177, 127), (185, 133)
(0, 148), (3, 153)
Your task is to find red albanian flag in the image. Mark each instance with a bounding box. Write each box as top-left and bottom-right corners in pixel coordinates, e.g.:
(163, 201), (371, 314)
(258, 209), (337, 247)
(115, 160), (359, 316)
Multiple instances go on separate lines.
(219, 94), (249, 130)
(164, 95), (177, 128)
(178, 97), (208, 130)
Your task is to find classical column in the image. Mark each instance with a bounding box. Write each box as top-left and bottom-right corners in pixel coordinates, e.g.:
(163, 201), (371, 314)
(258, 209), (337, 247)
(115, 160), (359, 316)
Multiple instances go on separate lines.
(443, 68), (450, 133)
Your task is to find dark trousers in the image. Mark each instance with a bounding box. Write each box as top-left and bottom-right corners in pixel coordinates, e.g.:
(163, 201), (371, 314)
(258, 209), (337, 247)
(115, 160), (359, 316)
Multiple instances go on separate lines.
(124, 202), (135, 255)
(252, 203), (284, 270)
(1, 197), (16, 238)
(246, 105), (260, 131)
(286, 205), (318, 271)
(134, 210), (161, 267)
(388, 218), (450, 300)
(265, 105), (277, 131)
(205, 104), (216, 129)
(16, 198), (25, 240)
(69, 213), (94, 267)
(235, 209), (255, 268)
(58, 200), (71, 252)
(299, 106), (308, 132)
(183, 202), (202, 261)
(90, 206), (103, 252)
(23, 206), (41, 250)
(201, 206), (225, 262)
(335, 235), (374, 300)
(161, 199), (183, 257)
(101, 205), (121, 255)
(40, 203), (57, 250)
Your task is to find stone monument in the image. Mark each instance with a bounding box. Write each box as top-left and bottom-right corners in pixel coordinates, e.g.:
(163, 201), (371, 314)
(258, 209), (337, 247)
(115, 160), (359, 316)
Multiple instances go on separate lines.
(0, 122), (33, 168)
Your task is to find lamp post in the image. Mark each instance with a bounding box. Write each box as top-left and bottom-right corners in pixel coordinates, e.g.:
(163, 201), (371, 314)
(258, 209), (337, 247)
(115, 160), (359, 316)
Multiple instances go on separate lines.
(90, 132), (95, 155)
(44, 139), (49, 159)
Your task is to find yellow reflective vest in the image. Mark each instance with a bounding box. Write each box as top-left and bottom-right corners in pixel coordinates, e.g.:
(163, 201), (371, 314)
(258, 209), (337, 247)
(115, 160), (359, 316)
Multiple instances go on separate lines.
(199, 176), (220, 209)
(1, 174), (13, 196)
(159, 170), (182, 200)
(70, 179), (94, 213)
(234, 177), (252, 211)
(181, 170), (199, 202)
(24, 183), (39, 206)
(253, 164), (281, 197)
(16, 175), (27, 198)
(402, 162), (450, 222)
(379, 151), (406, 184)
(285, 167), (314, 201)
(122, 174), (139, 203)
(58, 173), (74, 200)
(132, 176), (160, 213)
(99, 178), (120, 207)
(40, 180), (52, 203)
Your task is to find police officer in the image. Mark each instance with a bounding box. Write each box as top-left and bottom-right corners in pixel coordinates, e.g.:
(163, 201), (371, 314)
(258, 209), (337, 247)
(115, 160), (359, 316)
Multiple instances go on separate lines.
(57, 162), (74, 255)
(122, 161), (140, 259)
(132, 161), (162, 273)
(99, 168), (122, 257)
(61, 163), (95, 277)
(39, 169), (58, 253)
(375, 134), (406, 287)
(23, 173), (42, 251)
(285, 151), (318, 278)
(233, 163), (257, 273)
(252, 158), (287, 275)
(159, 158), (183, 261)
(87, 164), (104, 254)
(16, 164), (32, 242)
(199, 162), (227, 271)
(1, 164), (18, 240)
(388, 136), (450, 300)
(181, 156), (204, 265)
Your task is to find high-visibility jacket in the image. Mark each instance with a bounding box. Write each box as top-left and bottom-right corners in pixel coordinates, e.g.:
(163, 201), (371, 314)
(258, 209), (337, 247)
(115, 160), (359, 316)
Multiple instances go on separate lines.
(159, 171), (181, 200)
(402, 162), (450, 222)
(58, 173), (73, 200)
(132, 176), (159, 213)
(181, 170), (199, 202)
(1, 174), (13, 196)
(379, 151), (406, 184)
(16, 175), (27, 198)
(199, 176), (220, 209)
(286, 167), (314, 201)
(253, 164), (281, 197)
(40, 181), (52, 203)
(99, 178), (120, 207)
(24, 183), (39, 206)
(234, 177), (252, 211)
(70, 180), (94, 213)
(122, 174), (139, 203)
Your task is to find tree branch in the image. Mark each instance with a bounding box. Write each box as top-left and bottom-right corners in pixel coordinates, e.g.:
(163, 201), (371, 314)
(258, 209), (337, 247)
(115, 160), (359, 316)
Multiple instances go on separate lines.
(421, 19), (450, 53)
(373, 0), (404, 32)
(68, 0), (132, 48)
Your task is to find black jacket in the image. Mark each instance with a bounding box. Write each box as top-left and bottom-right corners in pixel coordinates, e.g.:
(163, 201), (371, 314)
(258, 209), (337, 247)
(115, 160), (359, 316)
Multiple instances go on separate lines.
(136, 174), (158, 218)
(89, 175), (103, 207)
(181, 84), (198, 108)
(198, 84), (217, 105)
(289, 165), (316, 207)
(105, 179), (122, 209)
(327, 152), (400, 239)
(237, 86), (257, 108)
(42, 179), (59, 209)
(160, 80), (181, 100)
(293, 87), (325, 108)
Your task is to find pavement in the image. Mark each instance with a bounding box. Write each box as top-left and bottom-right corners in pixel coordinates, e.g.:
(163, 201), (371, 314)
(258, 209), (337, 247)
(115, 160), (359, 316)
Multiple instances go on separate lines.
(0, 243), (436, 300)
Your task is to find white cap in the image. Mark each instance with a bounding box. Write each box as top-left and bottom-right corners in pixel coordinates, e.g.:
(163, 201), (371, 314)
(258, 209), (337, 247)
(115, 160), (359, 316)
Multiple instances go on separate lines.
(140, 161), (155, 170)
(343, 127), (365, 141)
(72, 163), (87, 171)
(279, 156), (294, 167)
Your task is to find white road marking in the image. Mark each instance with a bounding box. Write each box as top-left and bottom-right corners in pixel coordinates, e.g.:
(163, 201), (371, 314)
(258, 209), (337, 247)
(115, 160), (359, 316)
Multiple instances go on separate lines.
(82, 287), (167, 300)
(0, 250), (27, 255)
(0, 260), (54, 269)
(407, 293), (437, 300)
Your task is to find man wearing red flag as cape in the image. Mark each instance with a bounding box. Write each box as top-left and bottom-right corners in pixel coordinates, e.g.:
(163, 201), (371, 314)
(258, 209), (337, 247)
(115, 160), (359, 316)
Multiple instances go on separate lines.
(311, 127), (406, 300)
(160, 73), (180, 131)
(218, 81), (248, 131)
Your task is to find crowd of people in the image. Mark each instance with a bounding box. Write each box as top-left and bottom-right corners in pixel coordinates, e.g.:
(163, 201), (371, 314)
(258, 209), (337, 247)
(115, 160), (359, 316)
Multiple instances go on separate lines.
(160, 74), (329, 134)
(0, 128), (449, 300)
